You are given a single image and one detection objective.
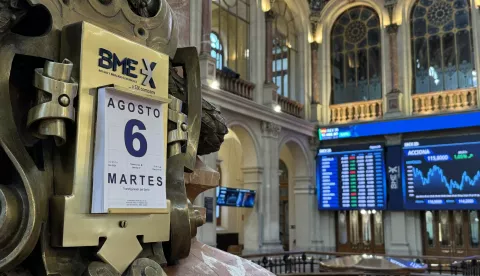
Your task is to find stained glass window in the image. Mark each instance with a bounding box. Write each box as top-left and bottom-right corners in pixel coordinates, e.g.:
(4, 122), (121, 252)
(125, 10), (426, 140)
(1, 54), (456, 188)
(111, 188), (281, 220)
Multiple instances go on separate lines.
(331, 6), (382, 104)
(411, 0), (477, 94)
(210, 32), (223, 70)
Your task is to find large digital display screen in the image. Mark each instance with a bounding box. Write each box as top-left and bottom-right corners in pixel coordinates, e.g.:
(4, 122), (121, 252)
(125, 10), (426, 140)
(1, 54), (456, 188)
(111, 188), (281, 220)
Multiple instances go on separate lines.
(316, 144), (387, 210)
(318, 111), (480, 141)
(216, 187), (256, 208)
(402, 138), (480, 210)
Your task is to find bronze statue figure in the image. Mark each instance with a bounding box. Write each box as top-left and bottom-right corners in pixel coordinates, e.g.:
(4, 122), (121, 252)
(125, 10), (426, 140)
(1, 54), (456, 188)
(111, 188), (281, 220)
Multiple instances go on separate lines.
(0, 0), (272, 274)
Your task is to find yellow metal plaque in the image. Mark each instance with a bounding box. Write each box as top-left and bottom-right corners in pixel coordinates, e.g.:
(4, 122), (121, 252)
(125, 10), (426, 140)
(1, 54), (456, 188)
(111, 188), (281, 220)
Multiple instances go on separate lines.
(51, 22), (170, 274)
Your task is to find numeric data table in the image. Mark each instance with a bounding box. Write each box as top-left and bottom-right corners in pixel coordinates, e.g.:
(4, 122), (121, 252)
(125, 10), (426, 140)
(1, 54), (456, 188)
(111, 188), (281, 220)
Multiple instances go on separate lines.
(317, 145), (386, 210)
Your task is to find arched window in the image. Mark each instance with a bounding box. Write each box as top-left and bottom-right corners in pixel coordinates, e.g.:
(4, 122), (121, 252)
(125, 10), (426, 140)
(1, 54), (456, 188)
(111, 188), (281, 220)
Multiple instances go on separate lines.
(331, 6), (382, 104)
(212, 0), (250, 79)
(210, 32), (224, 70)
(411, 0), (476, 93)
(272, 0), (297, 98)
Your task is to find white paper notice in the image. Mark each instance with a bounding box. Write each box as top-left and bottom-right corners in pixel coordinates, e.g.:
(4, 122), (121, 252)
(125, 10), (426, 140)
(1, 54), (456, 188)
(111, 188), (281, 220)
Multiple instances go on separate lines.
(92, 87), (167, 213)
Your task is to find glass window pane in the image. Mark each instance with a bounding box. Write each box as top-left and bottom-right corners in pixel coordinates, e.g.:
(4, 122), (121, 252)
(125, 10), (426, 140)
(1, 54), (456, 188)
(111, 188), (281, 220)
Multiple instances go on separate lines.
(338, 211), (348, 245)
(331, 6), (381, 104)
(212, 0), (250, 80)
(362, 212), (371, 245)
(428, 35), (444, 91)
(411, 0), (474, 93)
(274, 76), (282, 93)
(374, 211), (383, 245)
(368, 47), (381, 100)
(425, 211), (434, 247)
(454, 211), (464, 247)
(350, 211), (360, 245)
(457, 30), (475, 88)
(349, 7), (361, 20)
(332, 53), (345, 104)
(283, 75), (288, 97)
(439, 210), (451, 248)
(358, 49), (368, 100)
(455, 9), (469, 29)
(443, 32), (457, 90)
(367, 28), (379, 46)
(237, 19), (248, 79)
(414, 38), (429, 93)
(413, 18), (426, 37)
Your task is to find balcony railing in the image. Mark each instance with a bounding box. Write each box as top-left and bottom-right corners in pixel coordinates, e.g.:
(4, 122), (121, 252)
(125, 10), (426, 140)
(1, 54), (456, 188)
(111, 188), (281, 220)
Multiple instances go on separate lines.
(277, 94), (304, 118)
(216, 69), (255, 100)
(242, 251), (480, 276)
(412, 88), (478, 115)
(330, 100), (383, 124)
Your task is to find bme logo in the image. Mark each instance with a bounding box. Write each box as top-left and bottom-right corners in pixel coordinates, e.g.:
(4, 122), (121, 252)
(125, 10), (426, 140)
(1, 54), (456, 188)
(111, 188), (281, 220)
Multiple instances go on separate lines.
(98, 48), (157, 89)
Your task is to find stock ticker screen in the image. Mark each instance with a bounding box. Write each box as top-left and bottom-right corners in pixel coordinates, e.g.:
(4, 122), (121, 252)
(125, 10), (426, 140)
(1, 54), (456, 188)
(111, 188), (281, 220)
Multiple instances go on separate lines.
(316, 144), (387, 210)
(403, 138), (480, 210)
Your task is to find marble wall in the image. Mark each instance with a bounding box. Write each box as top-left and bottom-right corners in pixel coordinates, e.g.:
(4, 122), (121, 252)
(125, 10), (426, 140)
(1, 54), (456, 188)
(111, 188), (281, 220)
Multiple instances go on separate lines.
(167, 0), (191, 48)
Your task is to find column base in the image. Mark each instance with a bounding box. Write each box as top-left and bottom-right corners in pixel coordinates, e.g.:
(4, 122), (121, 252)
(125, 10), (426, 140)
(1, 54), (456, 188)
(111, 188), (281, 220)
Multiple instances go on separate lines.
(310, 103), (323, 123)
(387, 243), (411, 256)
(263, 82), (279, 106)
(384, 89), (404, 118)
(199, 53), (216, 86)
(259, 241), (284, 253)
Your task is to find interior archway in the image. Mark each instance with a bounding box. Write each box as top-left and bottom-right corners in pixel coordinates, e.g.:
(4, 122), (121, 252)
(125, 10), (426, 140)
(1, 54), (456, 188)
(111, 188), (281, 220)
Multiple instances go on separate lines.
(279, 138), (310, 250)
(216, 123), (259, 253)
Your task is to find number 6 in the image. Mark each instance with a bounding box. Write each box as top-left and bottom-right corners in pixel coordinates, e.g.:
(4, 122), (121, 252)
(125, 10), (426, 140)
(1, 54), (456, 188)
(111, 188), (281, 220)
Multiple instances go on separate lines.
(124, 119), (147, 157)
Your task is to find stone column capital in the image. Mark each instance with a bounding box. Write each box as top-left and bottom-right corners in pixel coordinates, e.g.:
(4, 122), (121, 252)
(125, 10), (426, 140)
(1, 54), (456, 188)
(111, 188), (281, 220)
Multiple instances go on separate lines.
(261, 121), (281, 138)
(386, 23), (399, 35)
(200, 0), (213, 55)
(265, 10), (276, 22)
(309, 136), (319, 152)
(241, 166), (264, 174)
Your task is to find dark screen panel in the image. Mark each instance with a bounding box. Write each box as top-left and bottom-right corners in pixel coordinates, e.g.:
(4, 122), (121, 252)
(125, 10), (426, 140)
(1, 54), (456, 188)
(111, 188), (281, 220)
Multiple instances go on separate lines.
(316, 144), (387, 210)
(216, 187), (256, 208)
(403, 136), (480, 210)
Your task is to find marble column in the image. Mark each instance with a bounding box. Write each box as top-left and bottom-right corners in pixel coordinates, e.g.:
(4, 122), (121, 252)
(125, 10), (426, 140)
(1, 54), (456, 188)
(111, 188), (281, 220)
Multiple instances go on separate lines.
(385, 24), (403, 117)
(384, 211), (423, 255)
(263, 11), (278, 105)
(242, 167), (264, 253)
(311, 42), (320, 104)
(194, 153), (218, 247)
(264, 11), (275, 84)
(200, 0), (212, 55)
(199, 0), (216, 85)
(259, 121), (283, 252)
(293, 176), (314, 250)
(310, 42), (322, 122)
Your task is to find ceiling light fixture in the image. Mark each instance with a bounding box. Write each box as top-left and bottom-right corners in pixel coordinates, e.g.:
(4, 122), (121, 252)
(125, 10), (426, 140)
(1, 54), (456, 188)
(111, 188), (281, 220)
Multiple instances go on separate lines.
(274, 104), (281, 113)
(210, 80), (220, 90)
